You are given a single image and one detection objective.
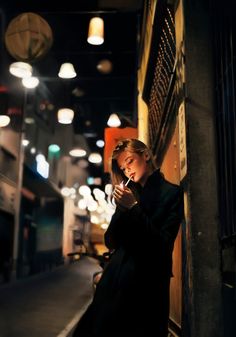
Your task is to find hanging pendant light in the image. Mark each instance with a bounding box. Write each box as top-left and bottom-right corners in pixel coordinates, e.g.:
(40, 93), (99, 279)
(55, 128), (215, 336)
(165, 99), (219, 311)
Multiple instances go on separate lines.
(57, 108), (74, 124)
(9, 61), (32, 78)
(58, 63), (77, 79)
(88, 152), (102, 164)
(87, 17), (104, 45)
(69, 148), (87, 157)
(107, 113), (121, 127)
(22, 76), (39, 88)
(0, 115), (10, 127)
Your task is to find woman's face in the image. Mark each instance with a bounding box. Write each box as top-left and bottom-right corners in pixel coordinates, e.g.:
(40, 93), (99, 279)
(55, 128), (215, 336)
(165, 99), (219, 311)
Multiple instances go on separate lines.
(117, 150), (150, 186)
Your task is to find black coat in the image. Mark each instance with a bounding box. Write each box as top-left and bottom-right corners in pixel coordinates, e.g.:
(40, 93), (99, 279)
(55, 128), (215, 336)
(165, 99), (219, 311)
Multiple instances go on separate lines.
(72, 170), (184, 337)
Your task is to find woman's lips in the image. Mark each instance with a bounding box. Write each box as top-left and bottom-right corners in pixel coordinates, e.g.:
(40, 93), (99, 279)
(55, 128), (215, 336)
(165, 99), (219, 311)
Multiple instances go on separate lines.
(130, 173), (135, 180)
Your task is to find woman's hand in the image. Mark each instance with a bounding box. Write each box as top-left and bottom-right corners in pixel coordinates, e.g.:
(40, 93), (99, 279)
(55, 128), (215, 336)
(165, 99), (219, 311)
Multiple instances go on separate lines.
(113, 184), (137, 209)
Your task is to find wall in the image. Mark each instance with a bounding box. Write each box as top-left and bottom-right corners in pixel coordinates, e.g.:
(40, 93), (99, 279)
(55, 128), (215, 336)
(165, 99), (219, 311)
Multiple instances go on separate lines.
(183, 0), (223, 335)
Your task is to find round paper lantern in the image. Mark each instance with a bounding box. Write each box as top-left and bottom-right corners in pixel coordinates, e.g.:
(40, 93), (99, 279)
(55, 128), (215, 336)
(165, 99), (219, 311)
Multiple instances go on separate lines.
(5, 12), (53, 62)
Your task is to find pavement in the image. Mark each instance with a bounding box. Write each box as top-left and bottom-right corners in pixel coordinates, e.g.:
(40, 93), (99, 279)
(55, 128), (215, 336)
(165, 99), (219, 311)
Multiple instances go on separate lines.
(0, 256), (102, 337)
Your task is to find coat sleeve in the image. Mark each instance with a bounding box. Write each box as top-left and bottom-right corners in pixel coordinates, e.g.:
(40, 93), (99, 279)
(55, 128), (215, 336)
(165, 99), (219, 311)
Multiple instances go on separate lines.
(104, 208), (128, 250)
(105, 185), (184, 251)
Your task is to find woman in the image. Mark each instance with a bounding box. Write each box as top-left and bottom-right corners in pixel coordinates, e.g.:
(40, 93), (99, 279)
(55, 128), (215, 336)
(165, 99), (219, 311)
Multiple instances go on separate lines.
(72, 138), (184, 337)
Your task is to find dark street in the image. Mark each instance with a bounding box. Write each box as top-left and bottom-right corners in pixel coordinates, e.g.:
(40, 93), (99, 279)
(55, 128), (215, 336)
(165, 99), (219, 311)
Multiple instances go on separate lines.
(0, 256), (101, 337)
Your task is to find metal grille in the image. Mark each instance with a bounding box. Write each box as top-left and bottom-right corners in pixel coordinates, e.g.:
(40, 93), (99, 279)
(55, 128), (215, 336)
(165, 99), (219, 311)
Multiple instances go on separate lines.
(147, 5), (176, 156)
(212, 0), (236, 242)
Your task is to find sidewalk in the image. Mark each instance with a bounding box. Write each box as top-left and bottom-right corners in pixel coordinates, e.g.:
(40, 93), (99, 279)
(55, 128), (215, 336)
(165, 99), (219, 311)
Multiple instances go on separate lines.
(0, 256), (102, 337)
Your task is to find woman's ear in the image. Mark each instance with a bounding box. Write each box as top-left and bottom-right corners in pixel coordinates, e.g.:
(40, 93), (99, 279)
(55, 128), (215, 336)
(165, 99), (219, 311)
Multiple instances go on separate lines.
(144, 151), (150, 162)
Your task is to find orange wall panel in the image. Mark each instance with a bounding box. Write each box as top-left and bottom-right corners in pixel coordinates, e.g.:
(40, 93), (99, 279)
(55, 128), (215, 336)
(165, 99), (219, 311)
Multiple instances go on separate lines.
(104, 127), (138, 172)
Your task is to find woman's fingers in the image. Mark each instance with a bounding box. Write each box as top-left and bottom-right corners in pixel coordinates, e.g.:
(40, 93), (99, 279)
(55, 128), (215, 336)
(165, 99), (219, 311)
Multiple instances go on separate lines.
(113, 186), (126, 202)
(113, 190), (122, 200)
(113, 185), (123, 195)
(113, 186), (134, 206)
